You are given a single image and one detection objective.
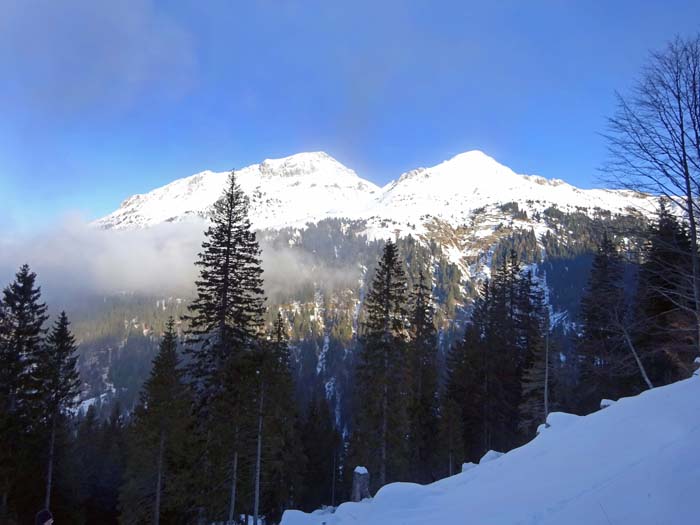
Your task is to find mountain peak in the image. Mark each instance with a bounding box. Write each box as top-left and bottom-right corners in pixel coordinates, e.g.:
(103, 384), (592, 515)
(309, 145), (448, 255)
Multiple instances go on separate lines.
(391, 150), (517, 189)
(446, 149), (496, 163)
(96, 149), (654, 232)
(258, 151), (353, 179)
(436, 149), (518, 178)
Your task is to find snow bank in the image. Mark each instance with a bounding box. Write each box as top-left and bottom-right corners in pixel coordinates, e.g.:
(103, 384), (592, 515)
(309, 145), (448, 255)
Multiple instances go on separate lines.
(478, 450), (504, 464)
(282, 376), (700, 525)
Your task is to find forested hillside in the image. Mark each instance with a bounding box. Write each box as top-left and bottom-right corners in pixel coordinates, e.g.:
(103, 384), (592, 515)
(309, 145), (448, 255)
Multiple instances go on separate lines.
(68, 205), (648, 430)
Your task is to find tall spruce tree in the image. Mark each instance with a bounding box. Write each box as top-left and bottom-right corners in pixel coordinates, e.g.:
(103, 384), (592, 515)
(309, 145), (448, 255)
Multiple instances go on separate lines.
(120, 318), (194, 525)
(578, 233), (628, 411)
(354, 240), (409, 489)
(75, 405), (102, 522)
(483, 252), (522, 452)
(185, 171), (265, 402)
(0, 264), (48, 517)
(407, 270), (439, 483)
(258, 312), (303, 524)
(635, 202), (696, 384)
(443, 282), (489, 463)
(298, 390), (341, 512)
(36, 311), (81, 510)
(516, 272), (550, 437)
(436, 396), (465, 477)
(99, 404), (127, 522)
(183, 171), (266, 520)
(443, 252), (547, 461)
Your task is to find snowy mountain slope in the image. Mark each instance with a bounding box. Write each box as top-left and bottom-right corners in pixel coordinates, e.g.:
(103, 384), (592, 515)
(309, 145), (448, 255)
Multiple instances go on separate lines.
(95, 152), (380, 230)
(375, 150), (653, 230)
(282, 376), (700, 525)
(95, 150), (656, 234)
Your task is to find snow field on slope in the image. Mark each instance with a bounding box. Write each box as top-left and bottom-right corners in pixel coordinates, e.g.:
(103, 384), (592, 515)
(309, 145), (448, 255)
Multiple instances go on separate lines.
(282, 376), (700, 525)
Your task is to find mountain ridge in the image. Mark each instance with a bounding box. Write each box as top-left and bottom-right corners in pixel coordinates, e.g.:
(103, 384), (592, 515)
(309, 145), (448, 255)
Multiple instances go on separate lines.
(95, 149), (656, 234)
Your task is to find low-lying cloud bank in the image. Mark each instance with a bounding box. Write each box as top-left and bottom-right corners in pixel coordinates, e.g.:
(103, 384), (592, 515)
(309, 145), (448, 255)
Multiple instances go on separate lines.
(0, 216), (361, 306)
(0, 217), (204, 300)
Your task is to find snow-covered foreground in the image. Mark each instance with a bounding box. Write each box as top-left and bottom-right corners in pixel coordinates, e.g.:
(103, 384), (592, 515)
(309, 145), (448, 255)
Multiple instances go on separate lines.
(282, 376), (700, 525)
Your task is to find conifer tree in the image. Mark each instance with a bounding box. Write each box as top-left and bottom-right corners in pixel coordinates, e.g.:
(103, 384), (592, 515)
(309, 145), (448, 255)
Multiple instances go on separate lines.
(443, 282), (489, 463)
(120, 318), (194, 525)
(0, 265), (48, 517)
(252, 355), (264, 525)
(95, 403), (127, 522)
(75, 405), (101, 520)
(578, 233), (628, 411)
(354, 240), (409, 489)
(36, 311), (81, 510)
(635, 202), (696, 384)
(259, 312), (303, 523)
(407, 270), (439, 483)
(436, 397), (464, 477)
(444, 252), (546, 459)
(185, 171), (265, 402)
(516, 272), (550, 436)
(484, 253), (522, 451)
(183, 172), (266, 519)
(298, 391), (341, 511)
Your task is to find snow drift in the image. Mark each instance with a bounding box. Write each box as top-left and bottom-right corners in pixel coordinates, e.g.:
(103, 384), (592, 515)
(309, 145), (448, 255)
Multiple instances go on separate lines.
(282, 376), (700, 525)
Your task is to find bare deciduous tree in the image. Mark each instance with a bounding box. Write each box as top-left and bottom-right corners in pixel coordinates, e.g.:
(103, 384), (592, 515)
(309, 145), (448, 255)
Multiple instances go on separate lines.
(604, 35), (700, 354)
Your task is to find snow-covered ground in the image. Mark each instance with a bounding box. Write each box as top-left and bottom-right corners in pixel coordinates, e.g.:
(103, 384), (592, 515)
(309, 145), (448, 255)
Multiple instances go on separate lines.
(282, 376), (700, 525)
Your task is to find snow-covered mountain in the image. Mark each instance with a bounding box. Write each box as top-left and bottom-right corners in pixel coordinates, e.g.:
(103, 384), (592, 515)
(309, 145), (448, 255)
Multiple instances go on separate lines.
(83, 151), (660, 427)
(377, 150), (652, 228)
(282, 375), (700, 525)
(95, 151), (380, 231)
(95, 150), (655, 235)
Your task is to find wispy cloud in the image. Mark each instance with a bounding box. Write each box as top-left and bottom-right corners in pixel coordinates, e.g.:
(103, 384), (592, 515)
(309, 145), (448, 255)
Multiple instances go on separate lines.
(0, 0), (196, 116)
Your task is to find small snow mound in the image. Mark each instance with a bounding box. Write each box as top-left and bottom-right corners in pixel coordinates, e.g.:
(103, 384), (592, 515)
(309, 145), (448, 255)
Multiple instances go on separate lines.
(354, 466), (368, 475)
(373, 482), (425, 510)
(600, 398), (617, 409)
(544, 411), (581, 432)
(461, 462), (477, 473)
(538, 411), (582, 434)
(479, 450), (504, 464)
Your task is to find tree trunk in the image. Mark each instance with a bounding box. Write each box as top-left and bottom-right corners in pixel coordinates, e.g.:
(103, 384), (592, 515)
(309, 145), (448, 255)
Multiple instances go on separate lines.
(682, 157), (700, 358)
(621, 325), (654, 390)
(331, 450), (336, 507)
(154, 431), (165, 525)
(227, 449), (238, 524)
(44, 414), (57, 510)
(200, 428), (213, 521)
(448, 447), (453, 477)
(253, 383), (264, 525)
(380, 345), (388, 487)
(1, 488), (8, 517)
(483, 346), (490, 453)
(544, 327), (550, 428)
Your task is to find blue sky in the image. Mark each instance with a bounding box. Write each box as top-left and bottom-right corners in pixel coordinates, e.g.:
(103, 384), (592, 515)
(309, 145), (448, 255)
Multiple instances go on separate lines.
(1, 0), (699, 233)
